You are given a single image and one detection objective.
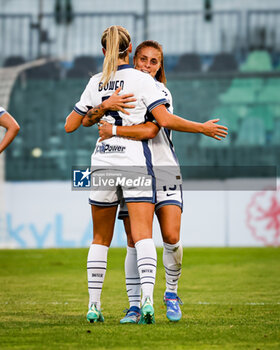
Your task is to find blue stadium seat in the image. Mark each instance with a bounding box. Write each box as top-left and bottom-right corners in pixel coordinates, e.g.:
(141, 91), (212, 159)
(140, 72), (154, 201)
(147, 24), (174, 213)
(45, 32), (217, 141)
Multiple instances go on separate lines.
(219, 87), (256, 104)
(209, 53), (238, 72)
(240, 51), (273, 72)
(246, 105), (274, 132)
(172, 53), (201, 73)
(3, 55), (25, 67)
(25, 61), (61, 79)
(230, 78), (263, 91)
(212, 106), (246, 133)
(235, 117), (266, 146)
(199, 133), (230, 148)
(271, 119), (280, 145)
(258, 84), (280, 103)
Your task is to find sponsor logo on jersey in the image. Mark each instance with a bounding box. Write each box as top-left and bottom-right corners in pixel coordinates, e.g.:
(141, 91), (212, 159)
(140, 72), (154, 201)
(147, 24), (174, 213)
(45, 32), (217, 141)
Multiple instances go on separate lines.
(72, 168), (91, 188)
(95, 143), (126, 154)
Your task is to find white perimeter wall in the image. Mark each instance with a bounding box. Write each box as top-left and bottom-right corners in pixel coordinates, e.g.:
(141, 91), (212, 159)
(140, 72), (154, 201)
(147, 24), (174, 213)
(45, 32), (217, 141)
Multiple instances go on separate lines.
(1, 179), (279, 249)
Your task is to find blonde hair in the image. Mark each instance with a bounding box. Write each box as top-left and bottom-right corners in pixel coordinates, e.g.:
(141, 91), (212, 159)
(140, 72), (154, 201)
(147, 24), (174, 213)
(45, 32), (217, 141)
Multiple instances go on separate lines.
(100, 26), (131, 86)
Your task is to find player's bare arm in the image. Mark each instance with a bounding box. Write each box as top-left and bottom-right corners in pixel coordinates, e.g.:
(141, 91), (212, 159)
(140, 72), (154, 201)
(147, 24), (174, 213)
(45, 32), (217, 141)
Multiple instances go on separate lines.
(82, 87), (137, 127)
(0, 111), (20, 153)
(152, 105), (228, 140)
(64, 110), (84, 133)
(82, 103), (107, 127)
(98, 120), (159, 141)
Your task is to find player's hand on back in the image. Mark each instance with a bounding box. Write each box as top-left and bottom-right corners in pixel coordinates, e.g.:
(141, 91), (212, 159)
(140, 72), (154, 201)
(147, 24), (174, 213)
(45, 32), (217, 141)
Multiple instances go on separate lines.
(98, 121), (113, 141)
(102, 87), (136, 115)
(202, 118), (228, 140)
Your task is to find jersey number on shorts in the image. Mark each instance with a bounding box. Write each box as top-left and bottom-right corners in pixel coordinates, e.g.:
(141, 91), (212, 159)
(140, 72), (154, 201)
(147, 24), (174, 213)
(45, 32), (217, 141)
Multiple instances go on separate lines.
(102, 96), (122, 126)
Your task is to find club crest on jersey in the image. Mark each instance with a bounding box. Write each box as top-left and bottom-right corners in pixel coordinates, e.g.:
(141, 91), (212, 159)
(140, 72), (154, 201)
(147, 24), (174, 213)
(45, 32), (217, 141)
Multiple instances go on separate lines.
(95, 143), (126, 154)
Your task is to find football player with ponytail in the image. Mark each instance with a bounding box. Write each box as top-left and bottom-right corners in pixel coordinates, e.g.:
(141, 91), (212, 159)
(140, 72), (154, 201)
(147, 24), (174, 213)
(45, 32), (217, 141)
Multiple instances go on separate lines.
(65, 25), (227, 325)
(86, 41), (228, 323)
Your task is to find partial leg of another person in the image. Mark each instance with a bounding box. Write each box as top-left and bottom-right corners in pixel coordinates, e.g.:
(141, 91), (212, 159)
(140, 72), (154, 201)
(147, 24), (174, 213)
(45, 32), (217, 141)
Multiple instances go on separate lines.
(126, 201), (157, 324)
(119, 212), (141, 324)
(87, 204), (117, 323)
(156, 204), (183, 321)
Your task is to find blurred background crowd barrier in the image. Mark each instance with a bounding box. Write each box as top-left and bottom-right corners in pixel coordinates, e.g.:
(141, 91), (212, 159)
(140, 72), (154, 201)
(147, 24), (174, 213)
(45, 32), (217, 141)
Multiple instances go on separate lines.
(0, 0), (279, 248)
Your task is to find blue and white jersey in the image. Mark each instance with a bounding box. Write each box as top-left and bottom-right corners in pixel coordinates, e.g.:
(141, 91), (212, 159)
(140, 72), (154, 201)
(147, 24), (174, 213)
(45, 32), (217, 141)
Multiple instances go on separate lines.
(147, 82), (182, 190)
(0, 106), (6, 118)
(74, 65), (168, 168)
(75, 65), (167, 126)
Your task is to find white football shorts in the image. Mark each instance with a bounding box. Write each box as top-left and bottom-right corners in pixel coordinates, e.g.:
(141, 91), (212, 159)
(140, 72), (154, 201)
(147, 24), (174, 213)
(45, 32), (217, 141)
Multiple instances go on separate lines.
(118, 184), (183, 218)
(89, 169), (156, 206)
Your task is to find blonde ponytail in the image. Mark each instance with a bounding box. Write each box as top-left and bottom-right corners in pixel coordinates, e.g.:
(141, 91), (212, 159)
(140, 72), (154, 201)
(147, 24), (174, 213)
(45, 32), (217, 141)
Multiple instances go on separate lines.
(100, 26), (131, 86)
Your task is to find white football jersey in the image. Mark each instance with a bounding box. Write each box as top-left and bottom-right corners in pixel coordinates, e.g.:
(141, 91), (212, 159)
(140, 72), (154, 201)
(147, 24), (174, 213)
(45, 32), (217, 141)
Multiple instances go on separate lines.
(75, 65), (167, 126)
(147, 81), (182, 189)
(0, 106), (6, 117)
(74, 65), (168, 169)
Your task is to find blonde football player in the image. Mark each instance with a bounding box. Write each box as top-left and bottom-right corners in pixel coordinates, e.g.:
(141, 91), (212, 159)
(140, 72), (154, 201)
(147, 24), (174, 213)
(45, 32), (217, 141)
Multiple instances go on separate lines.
(65, 25), (171, 324)
(79, 34), (228, 324)
(89, 41), (228, 323)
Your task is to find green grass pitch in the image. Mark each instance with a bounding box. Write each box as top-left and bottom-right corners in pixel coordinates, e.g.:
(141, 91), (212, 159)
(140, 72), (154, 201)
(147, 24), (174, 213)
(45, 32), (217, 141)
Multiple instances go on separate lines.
(0, 247), (279, 350)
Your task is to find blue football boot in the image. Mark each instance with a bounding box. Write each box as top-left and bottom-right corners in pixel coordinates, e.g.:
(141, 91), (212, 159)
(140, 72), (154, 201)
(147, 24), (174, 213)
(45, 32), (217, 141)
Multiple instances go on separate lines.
(163, 292), (183, 322)
(120, 306), (141, 324)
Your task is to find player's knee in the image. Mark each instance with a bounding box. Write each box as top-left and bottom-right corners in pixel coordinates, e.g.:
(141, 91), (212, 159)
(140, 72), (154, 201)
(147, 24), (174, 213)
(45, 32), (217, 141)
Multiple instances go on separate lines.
(163, 235), (180, 245)
(92, 237), (111, 247)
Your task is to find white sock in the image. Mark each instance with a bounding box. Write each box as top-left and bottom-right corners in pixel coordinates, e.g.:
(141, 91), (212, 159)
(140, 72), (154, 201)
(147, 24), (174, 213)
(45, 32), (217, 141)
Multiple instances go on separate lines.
(163, 241), (183, 294)
(87, 244), (108, 310)
(125, 246), (141, 309)
(135, 238), (157, 305)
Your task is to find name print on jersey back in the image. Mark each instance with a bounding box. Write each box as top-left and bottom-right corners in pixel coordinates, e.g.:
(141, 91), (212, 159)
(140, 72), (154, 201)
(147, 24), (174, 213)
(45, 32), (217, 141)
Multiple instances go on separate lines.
(75, 65), (168, 127)
(98, 80), (125, 92)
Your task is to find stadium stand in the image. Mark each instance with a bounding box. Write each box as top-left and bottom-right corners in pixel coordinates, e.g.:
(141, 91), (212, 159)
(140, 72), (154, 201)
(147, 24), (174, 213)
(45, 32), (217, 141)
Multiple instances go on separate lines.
(199, 133), (231, 148)
(235, 117), (266, 147)
(270, 104), (280, 118)
(172, 53), (201, 73)
(66, 55), (98, 78)
(258, 80), (280, 103)
(6, 75), (100, 180)
(6, 69), (280, 180)
(271, 119), (280, 145)
(240, 50), (273, 72)
(219, 85), (256, 104)
(1, 4), (279, 181)
(209, 53), (238, 72)
(25, 61), (62, 79)
(211, 106), (241, 134)
(3, 56), (25, 67)
(246, 105), (274, 132)
(230, 77), (263, 91)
